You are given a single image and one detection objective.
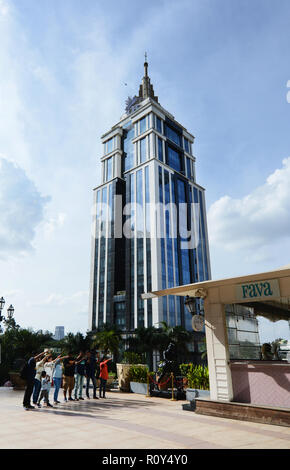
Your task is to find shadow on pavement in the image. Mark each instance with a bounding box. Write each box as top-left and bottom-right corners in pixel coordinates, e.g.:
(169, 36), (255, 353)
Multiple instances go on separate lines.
(37, 397), (158, 419)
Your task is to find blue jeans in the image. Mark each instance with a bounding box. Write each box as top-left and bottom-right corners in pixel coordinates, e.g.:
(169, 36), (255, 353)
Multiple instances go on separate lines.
(53, 377), (62, 402)
(33, 378), (41, 404)
(74, 374), (85, 398)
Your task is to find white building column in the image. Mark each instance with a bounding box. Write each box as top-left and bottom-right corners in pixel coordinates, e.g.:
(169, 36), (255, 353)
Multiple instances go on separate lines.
(204, 299), (233, 402)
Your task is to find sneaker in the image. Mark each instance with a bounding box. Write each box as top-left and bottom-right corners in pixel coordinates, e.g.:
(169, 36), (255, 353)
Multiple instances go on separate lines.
(53, 402), (58, 405)
(86, 395), (90, 399)
(37, 404), (41, 408)
(75, 398), (79, 401)
(56, 400), (61, 404)
(79, 397), (84, 400)
(68, 397), (74, 401)
(24, 406), (29, 411)
(93, 396), (99, 399)
(47, 403), (53, 407)
(28, 405), (35, 409)
(64, 398), (68, 402)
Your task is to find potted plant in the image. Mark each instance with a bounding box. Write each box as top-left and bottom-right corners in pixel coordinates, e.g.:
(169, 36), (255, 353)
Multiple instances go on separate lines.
(180, 364), (210, 401)
(129, 365), (154, 394)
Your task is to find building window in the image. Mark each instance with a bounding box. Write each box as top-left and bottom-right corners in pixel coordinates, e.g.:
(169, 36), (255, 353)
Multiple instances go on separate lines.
(104, 137), (116, 155)
(140, 137), (146, 163)
(156, 116), (162, 134)
(165, 124), (181, 147)
(139, 116), (147, 135)
(167, 145), (183, 172)
(186, 157), (191, 179)
(106, 157), (113, 181)
(184, 137), (189, 153)
(158, 137), (163, 161)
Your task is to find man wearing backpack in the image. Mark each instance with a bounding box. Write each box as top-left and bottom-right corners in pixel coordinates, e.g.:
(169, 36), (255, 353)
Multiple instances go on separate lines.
(22, 351), (47, 410)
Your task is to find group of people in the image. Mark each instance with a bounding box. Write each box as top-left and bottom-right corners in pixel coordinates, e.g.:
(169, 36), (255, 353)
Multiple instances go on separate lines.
(23, 349), (112, 410)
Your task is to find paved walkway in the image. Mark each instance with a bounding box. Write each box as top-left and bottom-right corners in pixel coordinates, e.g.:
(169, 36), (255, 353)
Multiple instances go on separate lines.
(0, 388), (289, 449)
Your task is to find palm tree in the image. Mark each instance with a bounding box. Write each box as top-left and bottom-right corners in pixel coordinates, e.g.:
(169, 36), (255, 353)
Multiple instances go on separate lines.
(157, 321), (192, 363)
(127, 326), (161, 369)
(60, 332), (91, 355)
(92, 324), (121, 361)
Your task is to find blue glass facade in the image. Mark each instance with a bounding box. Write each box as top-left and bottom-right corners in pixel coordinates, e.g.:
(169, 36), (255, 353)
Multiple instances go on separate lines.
(123, 121), (134, 172)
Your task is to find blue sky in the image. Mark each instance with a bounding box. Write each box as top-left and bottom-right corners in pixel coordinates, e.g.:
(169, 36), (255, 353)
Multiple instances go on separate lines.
(0, 0), (290, 341)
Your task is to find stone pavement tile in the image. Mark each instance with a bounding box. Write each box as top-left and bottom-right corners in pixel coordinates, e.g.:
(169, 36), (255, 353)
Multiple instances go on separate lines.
(1, 437), (50, 449)
(190, 429), (276, 449)
(238, 439), (290, 449)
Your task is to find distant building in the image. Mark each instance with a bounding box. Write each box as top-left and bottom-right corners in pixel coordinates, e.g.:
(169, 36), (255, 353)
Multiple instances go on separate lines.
(54, 326), (65, 340)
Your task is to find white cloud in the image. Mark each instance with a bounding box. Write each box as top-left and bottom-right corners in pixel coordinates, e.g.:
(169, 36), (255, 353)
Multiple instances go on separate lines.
(0, 156), (49, 257)
(0, 0), (9, 17)
(208, 157), (290, 257)
(40, 212), (67, 239)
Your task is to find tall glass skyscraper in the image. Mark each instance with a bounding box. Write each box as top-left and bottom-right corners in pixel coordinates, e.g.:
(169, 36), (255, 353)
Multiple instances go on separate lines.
(89, 59), (211, 334)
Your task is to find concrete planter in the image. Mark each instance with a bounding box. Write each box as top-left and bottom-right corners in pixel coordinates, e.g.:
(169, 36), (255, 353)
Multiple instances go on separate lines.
(116, 363), (131, 392)
(130, 382), (148, 395)
(186, 388), (210, 401)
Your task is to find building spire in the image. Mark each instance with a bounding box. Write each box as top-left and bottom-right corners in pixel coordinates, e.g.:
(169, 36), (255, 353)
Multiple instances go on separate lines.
(138, 53), (158, 103)
(144, 52), (148, 77)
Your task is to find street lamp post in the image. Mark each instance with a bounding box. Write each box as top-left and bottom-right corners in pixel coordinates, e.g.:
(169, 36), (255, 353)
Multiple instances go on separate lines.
(0, 297), (15, 331)
(0, 297), (15, 363)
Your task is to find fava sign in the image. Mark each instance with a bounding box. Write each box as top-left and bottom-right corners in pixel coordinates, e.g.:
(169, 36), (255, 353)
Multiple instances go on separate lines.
(236, 279), (280, 302)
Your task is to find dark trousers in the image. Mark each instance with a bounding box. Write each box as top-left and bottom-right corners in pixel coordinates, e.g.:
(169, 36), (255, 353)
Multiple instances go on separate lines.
(99, 378), (107, 398)
(86, 375), (97, 398)
(38, 390), (49, 404)
(23, 380), (34, 407)
(33, 378), (41, 404)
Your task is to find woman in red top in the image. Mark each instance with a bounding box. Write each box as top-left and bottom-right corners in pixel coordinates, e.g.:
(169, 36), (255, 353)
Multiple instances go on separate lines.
(99, 357), (112, 398)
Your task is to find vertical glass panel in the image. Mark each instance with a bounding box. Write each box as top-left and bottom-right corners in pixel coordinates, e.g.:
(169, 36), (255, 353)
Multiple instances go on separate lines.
(199, 190), (209, 280)
(129, 173), (135, 329)
(140, 137), (146, 163)
(139, 116), (147, 135)
(167, 146), (182, 172)
(186, 157), (191, 179)
(159, 167), (166, 292)
(123, 122), (134, 172)
(158, 137), (163, 161)
(107, 157), (112, 181)
(156, 116), (162, 134)
(165, 171), (174, 289)
(184, 137), (189, 153)
(145, 165), (150, 236)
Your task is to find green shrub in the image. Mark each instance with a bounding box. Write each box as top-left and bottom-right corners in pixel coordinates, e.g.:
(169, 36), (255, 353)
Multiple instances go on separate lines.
(122, 351), (144, 364)
(179, 363), (209, 390)
(129, 365), (149, 383)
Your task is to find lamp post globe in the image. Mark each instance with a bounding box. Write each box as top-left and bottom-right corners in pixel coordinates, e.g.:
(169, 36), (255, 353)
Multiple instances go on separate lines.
(7, 305), (14, 319)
